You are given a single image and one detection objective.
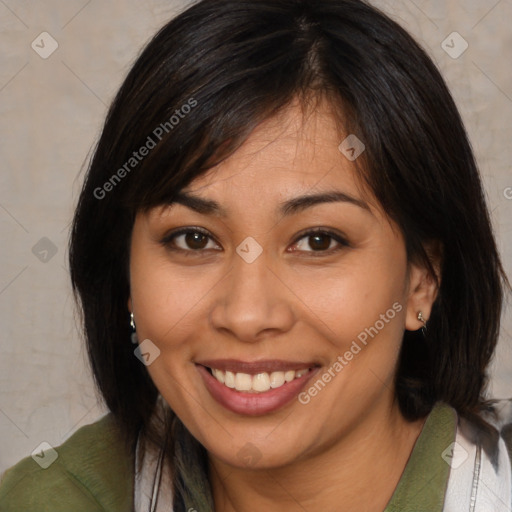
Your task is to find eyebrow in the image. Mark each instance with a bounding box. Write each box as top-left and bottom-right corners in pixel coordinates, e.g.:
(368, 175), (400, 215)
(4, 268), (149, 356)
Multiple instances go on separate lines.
(279, 191), (370, 216)
(172, 191), (226, 215)
(171, 190), (370, 217)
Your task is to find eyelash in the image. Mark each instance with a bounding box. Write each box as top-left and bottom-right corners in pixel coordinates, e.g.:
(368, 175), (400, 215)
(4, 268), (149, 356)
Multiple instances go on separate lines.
(160, 226), (350, 257)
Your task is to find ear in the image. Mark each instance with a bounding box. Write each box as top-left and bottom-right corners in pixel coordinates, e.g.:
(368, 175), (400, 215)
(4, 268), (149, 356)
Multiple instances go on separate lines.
(127, 297), (132, 313)
(405, 246), (441, 331)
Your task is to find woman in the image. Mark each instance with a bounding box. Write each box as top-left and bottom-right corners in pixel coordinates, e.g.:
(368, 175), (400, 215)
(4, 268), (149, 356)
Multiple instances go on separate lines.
(0, 0), (510, 510)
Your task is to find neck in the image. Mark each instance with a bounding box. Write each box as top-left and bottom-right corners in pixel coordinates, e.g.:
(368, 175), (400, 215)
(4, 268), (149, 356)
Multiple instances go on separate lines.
(208, 401), (427, 512)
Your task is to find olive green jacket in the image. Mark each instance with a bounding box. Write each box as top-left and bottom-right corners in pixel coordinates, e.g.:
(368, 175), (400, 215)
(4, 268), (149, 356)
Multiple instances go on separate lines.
(0, 415), (133, 511)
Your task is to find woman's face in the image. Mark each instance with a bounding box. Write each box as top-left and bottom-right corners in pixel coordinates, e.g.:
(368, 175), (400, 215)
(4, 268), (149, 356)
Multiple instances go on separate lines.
(129, 100), (433, 469)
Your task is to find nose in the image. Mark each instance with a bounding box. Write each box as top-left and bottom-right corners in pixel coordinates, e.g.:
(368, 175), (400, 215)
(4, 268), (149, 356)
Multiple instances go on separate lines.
(209, 249), (296, 343)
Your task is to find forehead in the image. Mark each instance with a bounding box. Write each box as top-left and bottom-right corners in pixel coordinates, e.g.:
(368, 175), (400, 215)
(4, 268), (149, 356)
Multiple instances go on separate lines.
(183, 100), (371, 205)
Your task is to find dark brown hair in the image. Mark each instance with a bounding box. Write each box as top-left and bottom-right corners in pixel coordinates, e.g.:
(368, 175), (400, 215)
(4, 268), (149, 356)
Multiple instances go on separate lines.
(69, 0), (508, 506)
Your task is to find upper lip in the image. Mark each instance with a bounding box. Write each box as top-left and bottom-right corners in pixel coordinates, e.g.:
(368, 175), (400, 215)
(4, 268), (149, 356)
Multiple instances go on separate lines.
(196, 359), (320, 375)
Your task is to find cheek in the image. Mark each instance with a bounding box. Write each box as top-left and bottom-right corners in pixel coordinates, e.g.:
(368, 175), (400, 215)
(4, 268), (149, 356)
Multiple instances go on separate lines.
(129, 246), (221, 355)
(288, 252), (408, 419)
(286, 246), (408, 350)
(128, 249), (213, 414)
(132, 267), (190, 339)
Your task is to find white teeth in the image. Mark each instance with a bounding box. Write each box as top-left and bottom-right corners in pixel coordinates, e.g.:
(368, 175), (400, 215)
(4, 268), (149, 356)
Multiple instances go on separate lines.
(210, 368), (310, 392)
(212, 368), (225, 384)
(224, 371), (236, 388)
(252, 373), (271, 392)
(235, 372), (252, 391)
(284, 370), (295, 382)
(269, 371), (285, 388)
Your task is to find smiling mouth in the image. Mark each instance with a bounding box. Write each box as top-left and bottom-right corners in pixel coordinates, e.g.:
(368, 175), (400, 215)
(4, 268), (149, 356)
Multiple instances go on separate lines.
(205, 366), (313, 393)
(196, 360), (321, 415)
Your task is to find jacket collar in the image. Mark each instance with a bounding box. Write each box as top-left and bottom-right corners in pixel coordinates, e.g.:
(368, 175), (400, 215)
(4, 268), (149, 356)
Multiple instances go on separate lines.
(384, 402), (457, 511)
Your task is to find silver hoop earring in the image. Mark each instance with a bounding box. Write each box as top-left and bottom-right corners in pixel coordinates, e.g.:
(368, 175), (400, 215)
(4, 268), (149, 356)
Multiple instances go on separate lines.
(417, 311), (427, 335)
(130, 312), (138, 344)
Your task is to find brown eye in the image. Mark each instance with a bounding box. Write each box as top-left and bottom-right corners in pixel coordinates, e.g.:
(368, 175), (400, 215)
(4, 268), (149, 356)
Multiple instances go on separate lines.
(184, 232), (209, 250)
(162, 228), (221, 252)
(290, 229), (349, 254)
(307, 234), (333, 251)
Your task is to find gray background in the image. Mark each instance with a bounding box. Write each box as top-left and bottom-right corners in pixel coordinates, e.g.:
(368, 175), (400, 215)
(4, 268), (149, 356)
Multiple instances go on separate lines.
(0, 0), (511, 474)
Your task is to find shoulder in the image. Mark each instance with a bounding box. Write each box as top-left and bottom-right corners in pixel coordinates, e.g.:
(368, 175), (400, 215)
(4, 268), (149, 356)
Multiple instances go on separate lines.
(480, 398), (512, 468)
(463, 398), (512, 465)
(0, 413), (134, 512)
(443, 399), (512, 511)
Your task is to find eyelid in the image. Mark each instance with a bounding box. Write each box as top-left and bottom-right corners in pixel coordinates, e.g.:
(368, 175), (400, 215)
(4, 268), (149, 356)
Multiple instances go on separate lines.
(289, 227), (350, 254)
(160, 226), (222, 251)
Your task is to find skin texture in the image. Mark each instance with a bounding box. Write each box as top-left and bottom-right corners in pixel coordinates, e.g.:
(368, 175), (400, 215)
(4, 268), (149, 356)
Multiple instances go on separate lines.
(128, 99), (439, 511)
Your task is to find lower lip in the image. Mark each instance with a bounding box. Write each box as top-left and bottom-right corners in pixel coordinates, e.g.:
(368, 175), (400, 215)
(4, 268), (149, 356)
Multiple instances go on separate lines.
(196, 364), (319, 416)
